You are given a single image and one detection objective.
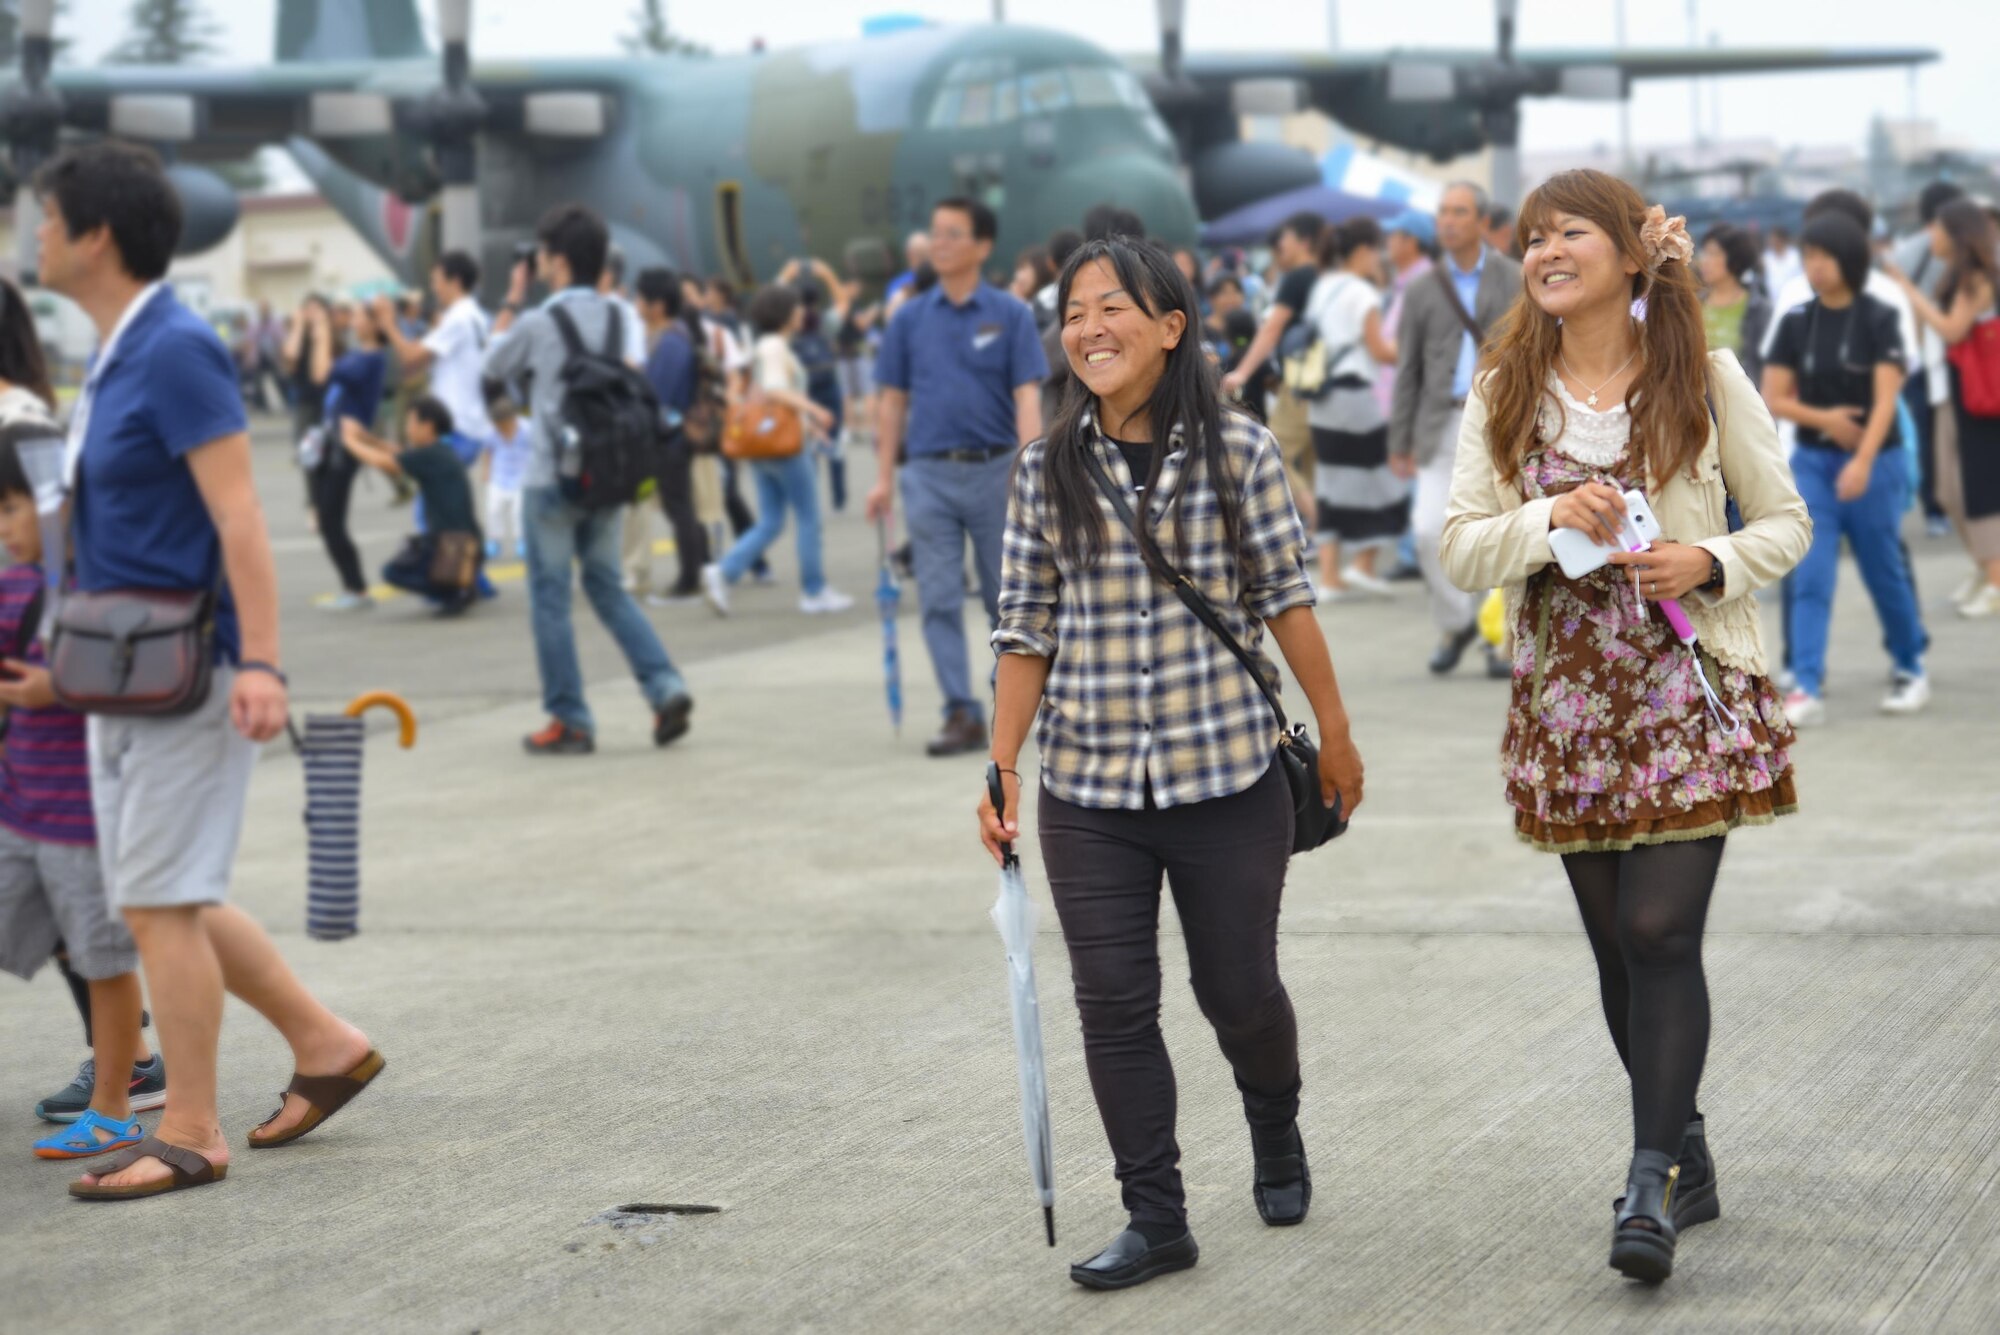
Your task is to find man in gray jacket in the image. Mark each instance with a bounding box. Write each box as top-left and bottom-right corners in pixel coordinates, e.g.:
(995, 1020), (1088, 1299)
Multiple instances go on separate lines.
(1390, 181), (1522, 677)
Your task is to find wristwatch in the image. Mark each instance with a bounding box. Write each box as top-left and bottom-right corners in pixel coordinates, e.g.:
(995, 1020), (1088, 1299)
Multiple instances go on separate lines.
(1699, 554), (1725, 594)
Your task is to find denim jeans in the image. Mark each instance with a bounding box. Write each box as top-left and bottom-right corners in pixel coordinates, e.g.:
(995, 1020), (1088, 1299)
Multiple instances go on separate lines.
(524, 486), (687, 734)
(1786, 446), (1928, 699)
(901, 453), (1011, 720)
(717, 452), (825, 595)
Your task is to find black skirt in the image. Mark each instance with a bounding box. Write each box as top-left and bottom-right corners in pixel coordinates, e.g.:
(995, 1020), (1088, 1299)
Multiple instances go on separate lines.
(1312, 425), (1410, 542)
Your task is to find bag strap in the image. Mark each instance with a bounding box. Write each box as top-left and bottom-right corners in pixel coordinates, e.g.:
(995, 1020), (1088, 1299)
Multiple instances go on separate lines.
(604, 304), (624, 363)
(548, 303), (587, 361)
(1432, 261), (1484, 343)
(1079, 443), (1291, 732)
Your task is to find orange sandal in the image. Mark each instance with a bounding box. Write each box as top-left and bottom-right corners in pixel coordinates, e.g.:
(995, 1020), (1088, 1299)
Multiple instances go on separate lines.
(70, 1137), (227, 1201)
(247, 1049), (386, 1149)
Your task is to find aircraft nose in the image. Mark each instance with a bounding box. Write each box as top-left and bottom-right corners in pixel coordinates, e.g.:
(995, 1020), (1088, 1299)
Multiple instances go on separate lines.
(1033, 154), (1199, 250)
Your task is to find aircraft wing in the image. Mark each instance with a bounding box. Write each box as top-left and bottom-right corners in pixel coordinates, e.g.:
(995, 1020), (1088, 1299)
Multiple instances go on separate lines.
(1, 60), (628, 165)
(1147, 45), (1938, 102)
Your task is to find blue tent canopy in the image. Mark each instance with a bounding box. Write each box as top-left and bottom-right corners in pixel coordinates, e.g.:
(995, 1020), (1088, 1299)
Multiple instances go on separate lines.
(1200, 185), (1404, 250)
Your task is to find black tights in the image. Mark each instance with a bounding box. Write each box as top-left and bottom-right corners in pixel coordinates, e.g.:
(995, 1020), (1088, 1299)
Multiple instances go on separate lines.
(1562, 837), (1724, 1156)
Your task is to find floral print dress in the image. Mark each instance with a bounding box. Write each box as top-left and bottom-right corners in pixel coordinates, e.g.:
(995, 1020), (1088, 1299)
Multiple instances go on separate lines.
(1503, 381), (1798, 854)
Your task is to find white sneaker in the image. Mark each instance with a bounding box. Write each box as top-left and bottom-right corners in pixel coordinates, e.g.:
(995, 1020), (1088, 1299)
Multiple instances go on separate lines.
(1881, 673), (1932, 715)
(1776, 668), (1799, 695)
(1957, 584), (2000, 619)
(1783, 690), (1826, 728)
(699, 564), (730, 617)
(321, 591), (374, 613)
(1341, 565), (1395, 599)
(799, 587), (855, 615)
(1951, 571), (1985, 605)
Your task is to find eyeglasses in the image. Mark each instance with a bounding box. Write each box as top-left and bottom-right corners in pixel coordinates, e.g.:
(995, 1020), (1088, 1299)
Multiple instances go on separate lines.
(930, 228), (973, 243)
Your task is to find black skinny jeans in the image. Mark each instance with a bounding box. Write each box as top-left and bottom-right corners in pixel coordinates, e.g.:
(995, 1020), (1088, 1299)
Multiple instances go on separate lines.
(654, 430), (708, 594)
(309, 462), (367, 595)
(1039, 761), (1300, 1228)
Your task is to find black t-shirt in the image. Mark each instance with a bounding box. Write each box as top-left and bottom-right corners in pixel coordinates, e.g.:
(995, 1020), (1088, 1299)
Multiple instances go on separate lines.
(1108, 435), (1154, 493)
(1274, 265), (1319, 320)
(1766, 293), (1906, 448)
(400, 443), (480, 537)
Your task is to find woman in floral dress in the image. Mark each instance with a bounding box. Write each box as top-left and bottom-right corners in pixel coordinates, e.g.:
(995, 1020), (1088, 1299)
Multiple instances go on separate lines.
(1440, 169), (1810, 1284)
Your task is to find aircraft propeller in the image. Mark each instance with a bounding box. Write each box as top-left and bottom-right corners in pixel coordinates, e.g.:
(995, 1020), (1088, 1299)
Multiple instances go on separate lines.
(1385, 0), (1624, 206)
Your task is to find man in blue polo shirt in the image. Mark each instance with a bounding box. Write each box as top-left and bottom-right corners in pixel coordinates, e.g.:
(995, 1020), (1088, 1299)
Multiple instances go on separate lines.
(867, 198), (1047, 757)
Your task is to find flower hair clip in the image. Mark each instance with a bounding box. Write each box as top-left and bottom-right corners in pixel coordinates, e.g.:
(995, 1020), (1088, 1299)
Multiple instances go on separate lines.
(1640, 205), (1693, 270)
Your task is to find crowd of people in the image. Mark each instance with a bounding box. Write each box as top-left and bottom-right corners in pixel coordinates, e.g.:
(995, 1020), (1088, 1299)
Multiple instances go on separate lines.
(5, 128), (1996, 1302)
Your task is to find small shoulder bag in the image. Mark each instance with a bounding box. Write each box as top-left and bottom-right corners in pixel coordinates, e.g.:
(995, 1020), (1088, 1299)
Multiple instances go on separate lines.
(1080, 447), (1347, 854)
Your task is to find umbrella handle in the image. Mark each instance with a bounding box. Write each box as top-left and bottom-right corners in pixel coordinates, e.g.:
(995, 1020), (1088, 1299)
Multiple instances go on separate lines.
(985, 761), (1014, 859)
(345, 691), (419, 749)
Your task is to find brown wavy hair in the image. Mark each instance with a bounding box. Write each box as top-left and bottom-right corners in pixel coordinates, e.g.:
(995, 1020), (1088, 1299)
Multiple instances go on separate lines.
(1482, 170), (1714, 489)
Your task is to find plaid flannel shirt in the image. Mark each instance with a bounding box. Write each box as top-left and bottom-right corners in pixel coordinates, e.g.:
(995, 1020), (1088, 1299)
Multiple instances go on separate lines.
(992, 410), (1315, 809)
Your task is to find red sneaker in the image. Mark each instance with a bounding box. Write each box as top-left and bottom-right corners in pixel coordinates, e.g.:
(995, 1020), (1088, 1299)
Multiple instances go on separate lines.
(522, 720), (594, 755)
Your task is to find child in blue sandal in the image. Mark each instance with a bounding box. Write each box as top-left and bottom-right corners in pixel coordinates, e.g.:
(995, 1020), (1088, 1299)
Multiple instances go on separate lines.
(0, 419), (155, 1161)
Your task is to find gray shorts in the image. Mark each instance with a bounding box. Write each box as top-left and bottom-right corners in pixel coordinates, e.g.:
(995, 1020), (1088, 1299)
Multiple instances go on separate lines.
(0, 823), (134, 982)
(89, 670), (258, 911)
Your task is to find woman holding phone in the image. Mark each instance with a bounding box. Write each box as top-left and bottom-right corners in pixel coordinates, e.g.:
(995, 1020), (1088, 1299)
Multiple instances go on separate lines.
(980, 236), (1363, 1291)
(1440, 170), (1809, 1283)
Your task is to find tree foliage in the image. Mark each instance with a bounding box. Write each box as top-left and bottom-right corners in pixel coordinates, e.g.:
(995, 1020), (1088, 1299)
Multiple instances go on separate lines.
(621, 0), (706, 57)
(105, 0), (221, 66)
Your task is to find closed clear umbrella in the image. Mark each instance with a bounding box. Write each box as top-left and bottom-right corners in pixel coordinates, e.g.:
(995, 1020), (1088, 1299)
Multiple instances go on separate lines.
(986, 762), (1056, 1246)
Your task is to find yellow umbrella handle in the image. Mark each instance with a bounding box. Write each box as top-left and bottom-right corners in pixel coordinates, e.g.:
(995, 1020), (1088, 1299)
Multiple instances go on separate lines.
(344, 691), (418, 749)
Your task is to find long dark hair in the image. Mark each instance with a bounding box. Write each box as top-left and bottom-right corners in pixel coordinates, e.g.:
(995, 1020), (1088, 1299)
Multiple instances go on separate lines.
(1041, 236), (1242, 572)
(0, 278), (55, 410)
(1937, 197), (2000, 309)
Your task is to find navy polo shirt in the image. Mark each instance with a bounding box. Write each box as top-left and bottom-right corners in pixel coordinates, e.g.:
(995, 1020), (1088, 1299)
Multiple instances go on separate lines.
(875, 283), (1047, 457)
(73, 290), (248, 661)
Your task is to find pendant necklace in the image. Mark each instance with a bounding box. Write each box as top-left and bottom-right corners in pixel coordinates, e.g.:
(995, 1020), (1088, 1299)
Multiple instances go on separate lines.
(1560, 345), (1640, 409)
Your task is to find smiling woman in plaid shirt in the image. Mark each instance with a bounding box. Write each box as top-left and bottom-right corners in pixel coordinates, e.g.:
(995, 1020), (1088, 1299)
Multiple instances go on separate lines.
(977, 237), (1365, 1291)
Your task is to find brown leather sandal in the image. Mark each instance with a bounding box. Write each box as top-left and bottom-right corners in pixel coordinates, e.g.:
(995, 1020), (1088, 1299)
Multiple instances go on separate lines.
(247, 1048), (386, 1149)
(69, 1136), (227, 1201)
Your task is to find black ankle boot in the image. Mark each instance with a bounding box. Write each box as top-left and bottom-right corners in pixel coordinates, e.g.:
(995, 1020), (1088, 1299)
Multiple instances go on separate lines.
(1614, 1118), (1720, 1232)
(1673, 1116), (1720, 1230)
(1251, 1123), (1312, 1226)
(1609, 1149), (1680, 1283)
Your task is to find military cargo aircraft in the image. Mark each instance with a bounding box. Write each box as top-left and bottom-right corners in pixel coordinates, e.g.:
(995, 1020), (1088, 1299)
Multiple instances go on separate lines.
(0, 0), (1935, 297)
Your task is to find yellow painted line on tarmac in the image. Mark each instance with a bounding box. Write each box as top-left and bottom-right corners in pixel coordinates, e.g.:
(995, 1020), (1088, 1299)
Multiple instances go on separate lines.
(311, 537), (679, 607)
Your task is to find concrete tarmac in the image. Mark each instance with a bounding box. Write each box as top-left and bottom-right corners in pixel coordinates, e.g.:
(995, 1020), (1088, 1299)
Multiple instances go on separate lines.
(2, 425), (1997, 1333)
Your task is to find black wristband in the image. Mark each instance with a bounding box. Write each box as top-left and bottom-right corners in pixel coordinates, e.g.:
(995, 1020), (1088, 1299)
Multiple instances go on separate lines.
(1702, 556), (1726, 593)
(238, 660), (288, 687)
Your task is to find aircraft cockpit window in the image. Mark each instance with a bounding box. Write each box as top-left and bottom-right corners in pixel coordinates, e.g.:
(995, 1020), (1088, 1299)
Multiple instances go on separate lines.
(995, 79), (1020, 124)
(959, 83), (995, 127)
(1066, 67), (1123, 109)
(1107, 68), (1153, 111)
(926, 87), (964, 130)
(1018, 71), (1070, 116)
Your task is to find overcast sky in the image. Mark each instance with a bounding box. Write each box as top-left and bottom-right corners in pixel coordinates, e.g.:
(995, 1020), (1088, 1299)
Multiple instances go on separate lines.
(55, 0), (1996, 154)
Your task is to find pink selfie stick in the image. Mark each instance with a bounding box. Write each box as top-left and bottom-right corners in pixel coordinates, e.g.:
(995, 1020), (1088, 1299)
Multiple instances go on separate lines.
(1658, 598), (1697, 643)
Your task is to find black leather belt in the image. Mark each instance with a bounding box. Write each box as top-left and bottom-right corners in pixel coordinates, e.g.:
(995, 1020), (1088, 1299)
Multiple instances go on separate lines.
(928, 445), (1013, 464)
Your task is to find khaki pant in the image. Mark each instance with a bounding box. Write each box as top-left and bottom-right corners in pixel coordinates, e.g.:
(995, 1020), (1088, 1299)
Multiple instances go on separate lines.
(1267, 390), (1313, 526)
(620, 501), (655, 592)
(691, 454), (725, 527)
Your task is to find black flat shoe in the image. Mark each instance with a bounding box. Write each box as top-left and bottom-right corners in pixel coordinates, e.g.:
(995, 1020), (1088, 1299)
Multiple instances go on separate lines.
(1252, 1127), (1312, 1226)
(1069, 1228), (1199, 1291)
(1613, 1118), (1719, 1232)
(1609, 1149), (1680, 1284)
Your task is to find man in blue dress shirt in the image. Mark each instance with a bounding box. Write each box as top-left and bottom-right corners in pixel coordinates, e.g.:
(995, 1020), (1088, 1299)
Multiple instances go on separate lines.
(867, 199), (1048, 757)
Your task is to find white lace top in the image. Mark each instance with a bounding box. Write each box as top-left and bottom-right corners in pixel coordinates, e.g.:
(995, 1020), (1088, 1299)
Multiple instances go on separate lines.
(1538, 374), (1631, 470)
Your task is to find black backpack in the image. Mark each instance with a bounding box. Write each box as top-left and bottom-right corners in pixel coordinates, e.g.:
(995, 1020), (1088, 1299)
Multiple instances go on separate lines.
(548, 303), (659, 510)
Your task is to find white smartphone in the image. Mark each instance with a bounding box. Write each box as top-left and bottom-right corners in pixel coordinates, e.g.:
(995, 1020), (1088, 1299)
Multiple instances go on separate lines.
(1548, 489), (1663, 580)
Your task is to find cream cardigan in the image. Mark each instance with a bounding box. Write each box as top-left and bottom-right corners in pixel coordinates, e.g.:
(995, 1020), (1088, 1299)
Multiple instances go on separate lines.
(1439, 349), (1811, 675)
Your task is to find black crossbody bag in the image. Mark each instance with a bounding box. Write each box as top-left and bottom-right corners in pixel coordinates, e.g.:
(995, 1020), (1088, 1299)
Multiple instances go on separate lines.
(1081, 449), (1347, 854)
